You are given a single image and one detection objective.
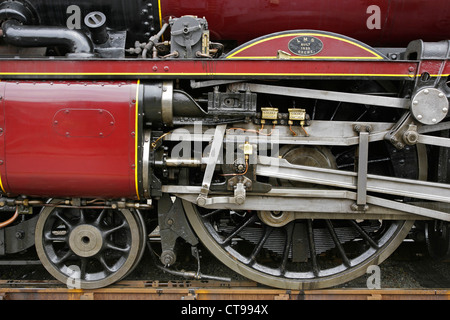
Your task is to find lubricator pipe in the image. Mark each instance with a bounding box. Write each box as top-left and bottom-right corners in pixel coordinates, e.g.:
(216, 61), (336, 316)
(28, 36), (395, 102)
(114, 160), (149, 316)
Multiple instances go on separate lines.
(1, 19), (94, 57)
(0, 207), (19, 229)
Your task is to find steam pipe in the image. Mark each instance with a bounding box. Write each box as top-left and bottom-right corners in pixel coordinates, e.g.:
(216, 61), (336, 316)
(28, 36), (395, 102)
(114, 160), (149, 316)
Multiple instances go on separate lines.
(2, 19), (94, 57)
(142, 22), (169, 59)
(0, 1), (34, 24)
(0, 207), (19, 229)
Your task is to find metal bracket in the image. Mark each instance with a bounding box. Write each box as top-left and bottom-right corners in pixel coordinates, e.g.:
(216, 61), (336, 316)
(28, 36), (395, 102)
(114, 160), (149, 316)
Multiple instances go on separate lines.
(196, 124), (227, 206)
(386, 112), (450, 149)
(158, 194), (199, 266)
(354, 124), (371, 209)
(385, 112), (415, 149)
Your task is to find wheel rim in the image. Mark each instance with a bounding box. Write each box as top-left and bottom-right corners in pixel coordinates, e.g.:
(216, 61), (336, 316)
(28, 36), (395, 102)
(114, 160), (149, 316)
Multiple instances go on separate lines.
(184, 201), (413, 289)
(35, 204), (142, 289)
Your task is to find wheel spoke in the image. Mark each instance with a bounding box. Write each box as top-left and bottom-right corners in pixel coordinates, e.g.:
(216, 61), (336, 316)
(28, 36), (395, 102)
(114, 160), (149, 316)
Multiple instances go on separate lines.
(202, 209), (225, 218)
(54, 211), (74, 230)
(78, 209), (86, 224)
(280, 223), (294, 274)
(307, 219), (320, 277)
(97, 254), (116, 274)
(80, 257), (87, 280)
(95, 209), (107, 226)
(221, 214), (258, 245)
(53, 249), (75, 265)
(249, 226), (273, 264)
(103, 220), (127, 236)
(325, 219), (351, 268)
(105, 241), (131, 253)
(349, 220), (379, 249)
(44, 231), (67, 242)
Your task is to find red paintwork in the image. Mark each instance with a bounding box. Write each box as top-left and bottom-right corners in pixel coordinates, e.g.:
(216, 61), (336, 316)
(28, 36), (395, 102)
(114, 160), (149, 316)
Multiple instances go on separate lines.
(0, 59), (420, 80)
(160, 0), (450, 46)
(418, 60), (450, 76)
(0, 81), (138, 199)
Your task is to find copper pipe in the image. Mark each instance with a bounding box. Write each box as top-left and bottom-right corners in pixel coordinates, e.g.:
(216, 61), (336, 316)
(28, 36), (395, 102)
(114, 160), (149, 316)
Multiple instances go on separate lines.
(0, 207), (19, 229)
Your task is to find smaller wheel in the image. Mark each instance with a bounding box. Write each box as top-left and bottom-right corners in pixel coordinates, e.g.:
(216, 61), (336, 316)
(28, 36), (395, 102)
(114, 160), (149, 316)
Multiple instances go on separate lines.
(35, 203), (142, 289)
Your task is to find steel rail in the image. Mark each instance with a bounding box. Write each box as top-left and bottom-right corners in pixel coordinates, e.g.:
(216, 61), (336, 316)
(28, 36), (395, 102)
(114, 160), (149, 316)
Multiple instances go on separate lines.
(0, 280), (449, 300)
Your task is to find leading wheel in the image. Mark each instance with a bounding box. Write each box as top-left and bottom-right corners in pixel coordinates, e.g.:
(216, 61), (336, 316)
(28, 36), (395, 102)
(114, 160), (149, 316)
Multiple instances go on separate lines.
(35, 203), (144, 289)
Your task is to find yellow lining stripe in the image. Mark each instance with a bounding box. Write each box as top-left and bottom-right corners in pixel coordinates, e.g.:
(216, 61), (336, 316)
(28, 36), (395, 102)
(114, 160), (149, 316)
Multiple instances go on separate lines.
(226, 33), (384, 60)
(135, 80), (140, 200)
(158, 0), (164, 41)
(227, 56), (382, 60)
(0, 179), (5, 194)
(158, 0), (163, 29)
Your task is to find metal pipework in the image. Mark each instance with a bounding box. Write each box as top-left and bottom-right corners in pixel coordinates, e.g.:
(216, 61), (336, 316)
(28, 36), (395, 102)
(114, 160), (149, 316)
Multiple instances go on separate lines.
(0, 1), (34, 24)
(84, 11), (109, 45)
(2, 19), (94, 57)
(165, 158), (205, 167)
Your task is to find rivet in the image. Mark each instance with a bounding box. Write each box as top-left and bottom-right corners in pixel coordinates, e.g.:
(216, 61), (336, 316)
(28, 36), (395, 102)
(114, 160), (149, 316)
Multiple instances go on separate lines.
(417, 115), (423, 120)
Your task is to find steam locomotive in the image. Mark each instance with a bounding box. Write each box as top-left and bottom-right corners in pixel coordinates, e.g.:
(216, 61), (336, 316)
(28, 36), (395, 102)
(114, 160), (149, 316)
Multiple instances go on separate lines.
(0, 0), (450, 290)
